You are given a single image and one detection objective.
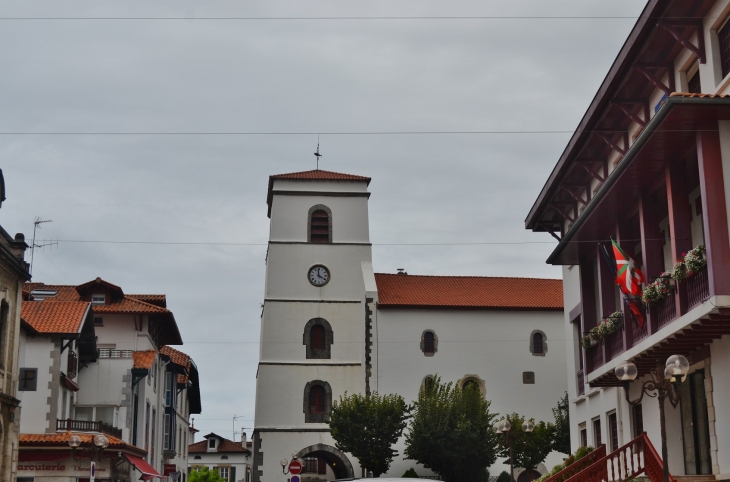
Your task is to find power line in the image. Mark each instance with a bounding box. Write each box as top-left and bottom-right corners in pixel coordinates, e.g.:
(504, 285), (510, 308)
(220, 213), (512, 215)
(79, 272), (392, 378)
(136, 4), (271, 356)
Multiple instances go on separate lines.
(50, 237), (678, 247)
(0, 129), (723, 135)
(0, 16), (711, 21)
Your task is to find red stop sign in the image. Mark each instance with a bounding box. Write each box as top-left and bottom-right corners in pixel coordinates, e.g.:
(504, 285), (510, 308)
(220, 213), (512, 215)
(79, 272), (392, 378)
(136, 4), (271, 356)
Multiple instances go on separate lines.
(289, 460), (303, 475)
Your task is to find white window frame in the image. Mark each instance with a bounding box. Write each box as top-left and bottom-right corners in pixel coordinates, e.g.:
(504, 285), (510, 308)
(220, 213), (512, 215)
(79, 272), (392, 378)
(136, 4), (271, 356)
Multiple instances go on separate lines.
(165, 371), (173, 407)
(219, 466), (229, 481)
(91, 294), (106, 304)
(164, 413), (171, 450)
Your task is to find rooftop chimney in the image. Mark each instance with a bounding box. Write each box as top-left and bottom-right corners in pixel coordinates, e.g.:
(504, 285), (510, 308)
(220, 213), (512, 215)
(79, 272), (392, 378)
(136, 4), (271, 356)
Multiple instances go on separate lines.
(397, 269), (407, 275)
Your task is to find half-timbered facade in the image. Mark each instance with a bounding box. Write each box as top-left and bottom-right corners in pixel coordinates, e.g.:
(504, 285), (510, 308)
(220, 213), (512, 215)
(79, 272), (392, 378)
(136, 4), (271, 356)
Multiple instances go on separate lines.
(527, 0), (730, 477)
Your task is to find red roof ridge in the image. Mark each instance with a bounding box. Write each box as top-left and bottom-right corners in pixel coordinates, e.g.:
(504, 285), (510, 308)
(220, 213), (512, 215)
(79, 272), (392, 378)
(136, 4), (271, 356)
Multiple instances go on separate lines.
(270, 169), (370, 182)
(375, 273), (561, 281)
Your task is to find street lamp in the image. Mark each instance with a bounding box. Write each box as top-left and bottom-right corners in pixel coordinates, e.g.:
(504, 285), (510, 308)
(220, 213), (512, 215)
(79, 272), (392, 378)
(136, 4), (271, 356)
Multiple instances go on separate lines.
(68, 432), (109, 481)
(493, 418), (534, 482)
(615, 355), (689, 482)
(280, 453), (303, 474)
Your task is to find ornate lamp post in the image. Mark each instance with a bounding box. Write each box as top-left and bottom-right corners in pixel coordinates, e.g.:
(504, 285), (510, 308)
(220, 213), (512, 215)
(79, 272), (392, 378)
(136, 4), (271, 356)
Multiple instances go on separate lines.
(614, 355), (689, 482)
(68, 433), (109, 480)
(493, 418), (534, 482)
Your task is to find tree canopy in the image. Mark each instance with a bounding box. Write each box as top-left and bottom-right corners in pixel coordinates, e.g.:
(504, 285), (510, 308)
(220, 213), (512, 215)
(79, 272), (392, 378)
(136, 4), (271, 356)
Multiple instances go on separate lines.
(189, 467), (226, 482)
(328, 391), (410, 477)
(551, 392), (570, 455)
(496, 413), (554, 475)
(404, 376), (498, 482)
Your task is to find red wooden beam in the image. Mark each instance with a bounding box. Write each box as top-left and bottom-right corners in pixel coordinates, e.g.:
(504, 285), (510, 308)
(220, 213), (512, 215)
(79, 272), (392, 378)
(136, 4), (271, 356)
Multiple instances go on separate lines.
(561, 185), (589, 207)
(550, 203), (576, 223)
(577, 160), (607, 183)
(697, 129), (730, 297)
(659, 21), (706, 64)
(612, 101), (647, 127)
(596, 132), (627, 157)
(635, 64), (674, 95)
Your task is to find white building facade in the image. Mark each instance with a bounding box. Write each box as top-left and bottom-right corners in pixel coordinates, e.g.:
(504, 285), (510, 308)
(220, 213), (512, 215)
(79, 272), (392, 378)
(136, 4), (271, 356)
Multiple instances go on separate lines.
(17, 279), (201, 482)
(189, 433), (251, 482)
(526, 0), (730, 479)
(253, 170), (568, 481)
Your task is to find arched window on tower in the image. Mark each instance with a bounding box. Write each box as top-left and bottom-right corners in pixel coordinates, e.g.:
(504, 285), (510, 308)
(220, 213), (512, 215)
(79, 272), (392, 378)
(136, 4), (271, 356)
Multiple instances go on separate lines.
(310, 209), (330, 243)
(311, 324), (326, 351)
(303, 318), (333, 359)
(310, 386), (325, 414)
(304, 380), (332, 423)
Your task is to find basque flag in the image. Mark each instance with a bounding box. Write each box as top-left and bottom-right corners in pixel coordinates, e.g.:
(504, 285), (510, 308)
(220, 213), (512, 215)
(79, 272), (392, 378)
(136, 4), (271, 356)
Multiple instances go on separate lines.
(612, 239), (645, 296)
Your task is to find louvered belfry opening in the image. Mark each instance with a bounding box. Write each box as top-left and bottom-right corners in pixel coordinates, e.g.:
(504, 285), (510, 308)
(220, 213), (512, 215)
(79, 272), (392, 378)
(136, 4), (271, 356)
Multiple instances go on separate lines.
(310, 385), (326, 413)
(311, 324), (326, 351)
(310, 210), (330, 243)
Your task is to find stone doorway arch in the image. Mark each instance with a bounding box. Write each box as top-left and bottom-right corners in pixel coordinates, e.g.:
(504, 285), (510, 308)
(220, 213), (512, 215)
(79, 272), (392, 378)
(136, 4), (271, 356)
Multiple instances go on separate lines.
(296, 443), (354, 480)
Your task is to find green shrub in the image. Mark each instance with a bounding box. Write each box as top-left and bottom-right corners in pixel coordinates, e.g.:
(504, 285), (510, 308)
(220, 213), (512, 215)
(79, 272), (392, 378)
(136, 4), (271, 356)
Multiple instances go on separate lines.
(573, 446), (594, 461)
(402, 468), (419, 478)
(563, 455), (575, 467)
(497, 471), (513, 482)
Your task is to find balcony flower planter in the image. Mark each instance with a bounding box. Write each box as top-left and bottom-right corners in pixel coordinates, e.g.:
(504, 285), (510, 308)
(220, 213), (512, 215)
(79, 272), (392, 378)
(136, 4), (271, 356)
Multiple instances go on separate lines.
(642, 245), (706, 305)
(580, 311), (622, 349)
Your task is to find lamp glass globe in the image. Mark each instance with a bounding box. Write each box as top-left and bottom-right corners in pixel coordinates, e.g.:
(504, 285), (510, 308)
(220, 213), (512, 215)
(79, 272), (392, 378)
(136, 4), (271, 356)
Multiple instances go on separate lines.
(665, 355), (689, 377)
(68, 435), (81, 448)
(522, 420), (535, 433)
(492, 422), (501, 434)
(94, 434), (109, 448)
(500, 420), (512, 432)
(615, 361), (638, 381)
(280, 459), (288, 467)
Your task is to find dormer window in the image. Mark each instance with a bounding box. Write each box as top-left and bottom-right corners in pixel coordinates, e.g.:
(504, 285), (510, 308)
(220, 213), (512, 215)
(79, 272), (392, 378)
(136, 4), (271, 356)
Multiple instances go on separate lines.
(91, 294), (106, 305)
(208, 438), (216, 449)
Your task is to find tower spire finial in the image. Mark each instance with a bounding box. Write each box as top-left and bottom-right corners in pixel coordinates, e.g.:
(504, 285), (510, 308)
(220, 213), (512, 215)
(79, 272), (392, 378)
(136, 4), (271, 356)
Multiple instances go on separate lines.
(314, 136), (322, 170)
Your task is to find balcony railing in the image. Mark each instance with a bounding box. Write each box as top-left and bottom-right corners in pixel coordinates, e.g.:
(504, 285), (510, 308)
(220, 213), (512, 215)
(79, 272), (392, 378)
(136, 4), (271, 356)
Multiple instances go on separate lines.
(56, 419), (122, 439)
(656, 286), (677, 328)
(686, 268), (709, 309)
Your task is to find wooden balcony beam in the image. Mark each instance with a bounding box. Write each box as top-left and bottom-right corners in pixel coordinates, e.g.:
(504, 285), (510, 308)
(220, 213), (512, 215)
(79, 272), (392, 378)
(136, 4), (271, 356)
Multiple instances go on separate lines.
(635, 64), (675, 95)
(576, 160), (607, 183)
(561, 185), (589, 207)
(596, 132), (628, 158)
(550, 203), (576, 223)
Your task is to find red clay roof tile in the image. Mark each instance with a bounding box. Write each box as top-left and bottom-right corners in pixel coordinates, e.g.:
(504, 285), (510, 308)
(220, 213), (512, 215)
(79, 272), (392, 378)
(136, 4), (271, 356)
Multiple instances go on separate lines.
(21, 301), (90, 334)
(270, 169), (370, 183)
(189, 434), (248, 453)
(374, 274), (563, 310)
(132, 350), (157, 369)
(160, 346), (192, 383)
(669, 92), (730, 98)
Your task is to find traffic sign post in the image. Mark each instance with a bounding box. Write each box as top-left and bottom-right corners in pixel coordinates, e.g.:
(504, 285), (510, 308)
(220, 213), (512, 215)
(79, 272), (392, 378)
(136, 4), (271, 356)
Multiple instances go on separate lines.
(90, 460), (96, 482)
(291, 476), (301, 482)
(288, 460), (302, 475)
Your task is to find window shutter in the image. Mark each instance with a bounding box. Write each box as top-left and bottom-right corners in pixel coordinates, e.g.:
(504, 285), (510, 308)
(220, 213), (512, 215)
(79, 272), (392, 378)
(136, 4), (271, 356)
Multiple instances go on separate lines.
(318, 459), (327, 474)
(230, 466), (236, 482)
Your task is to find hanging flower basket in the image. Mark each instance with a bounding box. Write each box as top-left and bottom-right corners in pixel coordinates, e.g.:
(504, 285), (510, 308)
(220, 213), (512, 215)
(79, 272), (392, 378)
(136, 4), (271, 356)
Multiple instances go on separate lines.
(581, 334), (598, 349)
(670, 259), (688, 281)
(684, 245), (706, 274)
(642, 275), (671, 304)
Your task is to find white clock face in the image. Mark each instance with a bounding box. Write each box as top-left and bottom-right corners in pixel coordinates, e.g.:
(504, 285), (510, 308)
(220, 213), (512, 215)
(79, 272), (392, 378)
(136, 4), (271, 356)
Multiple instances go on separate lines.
(308, 265), (330, 286)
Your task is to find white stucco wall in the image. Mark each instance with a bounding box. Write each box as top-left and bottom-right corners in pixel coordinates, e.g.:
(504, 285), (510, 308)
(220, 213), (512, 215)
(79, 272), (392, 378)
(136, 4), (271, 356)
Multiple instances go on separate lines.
(17, 332), (55, 434)
(375, 306), (567, 477)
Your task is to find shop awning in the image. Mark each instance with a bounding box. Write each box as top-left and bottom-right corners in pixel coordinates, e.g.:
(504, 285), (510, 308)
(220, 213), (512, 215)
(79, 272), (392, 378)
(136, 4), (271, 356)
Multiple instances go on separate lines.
(123, 454), (164, 480)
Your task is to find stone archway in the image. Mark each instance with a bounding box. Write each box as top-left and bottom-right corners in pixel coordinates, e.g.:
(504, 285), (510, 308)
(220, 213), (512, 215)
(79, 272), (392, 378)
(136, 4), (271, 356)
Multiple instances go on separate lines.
(296, 443), (354, 480)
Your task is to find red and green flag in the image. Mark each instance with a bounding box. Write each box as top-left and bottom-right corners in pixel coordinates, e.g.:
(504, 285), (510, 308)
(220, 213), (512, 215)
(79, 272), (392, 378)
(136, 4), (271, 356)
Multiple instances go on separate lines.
(612, 239), (645, 296)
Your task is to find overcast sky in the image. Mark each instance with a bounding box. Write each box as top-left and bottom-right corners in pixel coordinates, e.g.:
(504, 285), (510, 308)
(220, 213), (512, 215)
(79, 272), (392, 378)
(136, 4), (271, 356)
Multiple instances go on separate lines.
(0, 0), (645, 440)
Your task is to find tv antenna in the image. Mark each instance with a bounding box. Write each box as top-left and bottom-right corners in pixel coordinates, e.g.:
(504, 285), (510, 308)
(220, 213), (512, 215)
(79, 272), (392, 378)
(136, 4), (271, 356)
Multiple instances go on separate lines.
(314, 136), (322, 170)
(30, 217), (57, 275)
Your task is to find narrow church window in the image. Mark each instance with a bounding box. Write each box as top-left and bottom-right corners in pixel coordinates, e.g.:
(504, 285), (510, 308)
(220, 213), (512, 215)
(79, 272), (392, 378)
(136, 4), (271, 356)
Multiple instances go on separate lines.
(424, 332), (435, 354)
(420, 330), (438, 357)
(310, 385), (326, 414)
(310, 210), (330, 243)
(533, 333), (544, 354)
(529, 330), (547, 356)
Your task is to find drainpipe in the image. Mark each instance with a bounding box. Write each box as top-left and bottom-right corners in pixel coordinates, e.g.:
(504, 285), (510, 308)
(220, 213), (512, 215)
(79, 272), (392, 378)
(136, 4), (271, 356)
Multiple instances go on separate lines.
(616, 386), (625, 445)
